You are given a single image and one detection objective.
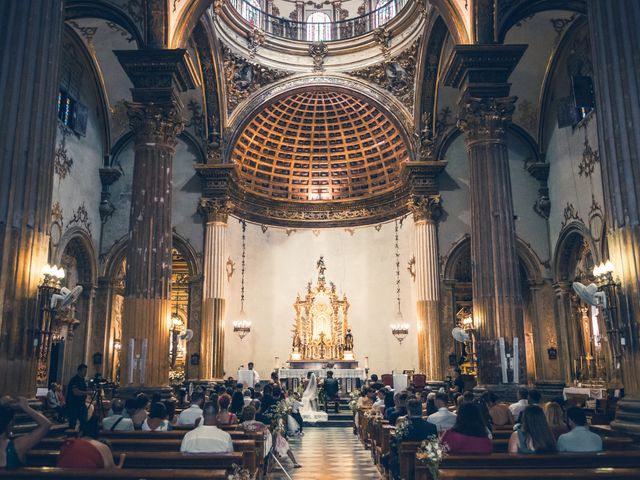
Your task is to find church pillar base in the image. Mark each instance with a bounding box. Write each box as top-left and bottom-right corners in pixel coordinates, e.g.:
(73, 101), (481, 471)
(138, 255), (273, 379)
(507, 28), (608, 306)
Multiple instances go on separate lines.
(473, 383), (527, 403)
(115, 386), (173, 400)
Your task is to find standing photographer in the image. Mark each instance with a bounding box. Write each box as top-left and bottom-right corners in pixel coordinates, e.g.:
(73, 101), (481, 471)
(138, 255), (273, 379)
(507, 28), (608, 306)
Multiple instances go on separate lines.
(66, 364), (91, 430)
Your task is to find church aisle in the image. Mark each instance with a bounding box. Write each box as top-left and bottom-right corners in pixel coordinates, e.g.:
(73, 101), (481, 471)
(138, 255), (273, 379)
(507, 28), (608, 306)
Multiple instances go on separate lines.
(268, 426), (381, 480)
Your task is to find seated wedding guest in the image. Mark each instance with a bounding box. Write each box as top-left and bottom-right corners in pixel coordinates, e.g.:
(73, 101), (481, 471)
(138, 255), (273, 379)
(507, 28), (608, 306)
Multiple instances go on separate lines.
(57, 416), (125, 469)
(46, 382), (65, 422)
(216, 394), (238, 425)
(357, 388), (373, 410)
(508, 405), (556, 454)
(0, 396), (51, 468)
(124, 398), (137, 419)
(529, 389), (542, 406)
(483, 391), (514, 426)
(404, 399), (437, 440)
(177, 391), (204, 425)
(230, 388), (245, 415)
(462, 391), (474, 404)
(181, 401), (233, 453)
(131, 393), (149, 429)
(252, 400), (271, 425)
(142, 402), (170, 431)
(509, 388), (529, 420)
(425, 392), (438, 416)
(102, 398), (134, 432)
(442, 403), (493, 454)
(243, 389), (253, 406)
(383, 389), (395, 415)
(372, 389), (386, 414)
(387, 392), (408, 426)
(427, 393), (457, 432)
(164, 400), (177, 425)
(544, 402), (569, 439)
(557, 407), (602, 452)
(260, 384), (276, 414)
(240, 405), (268, 433)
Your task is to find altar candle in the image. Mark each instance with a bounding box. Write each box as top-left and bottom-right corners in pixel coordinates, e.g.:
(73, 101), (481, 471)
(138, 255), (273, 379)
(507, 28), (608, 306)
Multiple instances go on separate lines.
(364, 356), (369, 369)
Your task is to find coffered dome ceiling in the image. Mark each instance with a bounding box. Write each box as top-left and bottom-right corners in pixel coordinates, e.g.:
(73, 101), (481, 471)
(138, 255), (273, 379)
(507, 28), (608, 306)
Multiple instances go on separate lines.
(230, 90), (409, 203)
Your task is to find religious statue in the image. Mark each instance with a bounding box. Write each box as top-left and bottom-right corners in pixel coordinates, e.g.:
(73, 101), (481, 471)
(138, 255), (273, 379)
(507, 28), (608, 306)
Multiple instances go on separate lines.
(344, 328), (354, 351)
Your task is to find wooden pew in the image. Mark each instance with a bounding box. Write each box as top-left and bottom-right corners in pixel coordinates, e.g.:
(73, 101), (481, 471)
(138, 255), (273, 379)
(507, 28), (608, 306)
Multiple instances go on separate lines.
(26, 450), (252, 475)
(491, 436), (634, 453)
(437, 468), (640, 479)
(414, 451), (640, 480)
(0, 467), (227, 479)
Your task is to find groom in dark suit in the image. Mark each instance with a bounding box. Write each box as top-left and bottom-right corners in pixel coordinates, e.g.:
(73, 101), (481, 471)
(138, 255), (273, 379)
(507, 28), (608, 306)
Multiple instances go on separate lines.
(323, 371), (340, 413)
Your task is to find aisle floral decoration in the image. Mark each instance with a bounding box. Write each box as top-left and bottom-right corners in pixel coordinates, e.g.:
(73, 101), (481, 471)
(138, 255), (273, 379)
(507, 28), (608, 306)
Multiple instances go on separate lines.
(268, 398), (293, 433)
(227, 464), (251, 480)
(416, 435), (448, 480)
(364, 409), (383, 420)
(348, 388), (361, 413)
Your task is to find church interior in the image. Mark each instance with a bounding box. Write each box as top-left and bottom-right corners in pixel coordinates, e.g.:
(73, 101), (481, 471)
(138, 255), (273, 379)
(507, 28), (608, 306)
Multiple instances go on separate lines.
(2, 0), (640, 478)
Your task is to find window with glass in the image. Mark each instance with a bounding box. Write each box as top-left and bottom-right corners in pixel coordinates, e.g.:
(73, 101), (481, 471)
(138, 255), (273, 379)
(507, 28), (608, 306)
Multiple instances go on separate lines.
(373, 0), (397, 28)
(306, 12), (332, 42)
(241, 0), (262, 27)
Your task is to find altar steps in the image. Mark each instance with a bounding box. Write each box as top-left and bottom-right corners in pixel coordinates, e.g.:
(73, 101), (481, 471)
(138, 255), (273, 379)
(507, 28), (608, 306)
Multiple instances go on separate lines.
(305, 399), (354, 428)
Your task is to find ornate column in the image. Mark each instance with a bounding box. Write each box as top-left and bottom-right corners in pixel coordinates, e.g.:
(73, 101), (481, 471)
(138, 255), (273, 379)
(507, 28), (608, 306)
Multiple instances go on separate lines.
(0, 0), (64, 396)
(444, 45), (527, 387)
(198, 199), (231, 380)
(115, 50), (195, 389)
(410, 196), (443, 380)
(587, 1), (640, 433)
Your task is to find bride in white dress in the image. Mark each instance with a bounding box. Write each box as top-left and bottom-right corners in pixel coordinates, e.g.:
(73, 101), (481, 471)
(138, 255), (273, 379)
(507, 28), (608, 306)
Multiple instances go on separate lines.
(299, 373), (328, 423)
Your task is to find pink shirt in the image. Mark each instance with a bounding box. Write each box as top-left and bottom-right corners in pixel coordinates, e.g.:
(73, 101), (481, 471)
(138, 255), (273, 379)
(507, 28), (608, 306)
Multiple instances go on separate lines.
(441, 429), (493, 455)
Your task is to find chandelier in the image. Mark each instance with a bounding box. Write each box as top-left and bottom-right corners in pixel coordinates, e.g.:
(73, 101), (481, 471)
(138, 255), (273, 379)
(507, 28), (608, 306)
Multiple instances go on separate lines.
(233, 220), (252, 340)
(390, 219), (409, 343)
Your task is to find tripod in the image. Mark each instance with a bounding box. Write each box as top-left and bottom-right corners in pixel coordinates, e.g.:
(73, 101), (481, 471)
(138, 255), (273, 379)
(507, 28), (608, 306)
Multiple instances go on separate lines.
(266, 434), (294, 480)
(87, 384), (106, 420)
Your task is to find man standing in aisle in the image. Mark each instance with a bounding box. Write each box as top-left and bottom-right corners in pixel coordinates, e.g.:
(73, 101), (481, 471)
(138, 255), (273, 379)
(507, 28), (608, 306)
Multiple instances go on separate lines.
(66, 364), (91, 430)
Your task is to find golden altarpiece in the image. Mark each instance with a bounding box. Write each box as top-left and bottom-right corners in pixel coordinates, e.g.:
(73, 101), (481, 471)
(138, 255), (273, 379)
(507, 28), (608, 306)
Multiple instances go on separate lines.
(289, 257), (358, 368)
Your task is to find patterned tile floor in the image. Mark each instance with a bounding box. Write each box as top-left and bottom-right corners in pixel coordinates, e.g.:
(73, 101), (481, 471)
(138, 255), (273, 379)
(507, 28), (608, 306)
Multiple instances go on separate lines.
(267, 426), (381, 480)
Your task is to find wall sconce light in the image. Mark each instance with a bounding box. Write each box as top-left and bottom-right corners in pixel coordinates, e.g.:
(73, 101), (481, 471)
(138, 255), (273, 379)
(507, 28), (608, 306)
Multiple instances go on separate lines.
(547, 347), (558, 360)
(391, 323), (409, 344)
(41, 264), (65, 288)
(92, 352), (103, 365)
(190, 352), (200, 366)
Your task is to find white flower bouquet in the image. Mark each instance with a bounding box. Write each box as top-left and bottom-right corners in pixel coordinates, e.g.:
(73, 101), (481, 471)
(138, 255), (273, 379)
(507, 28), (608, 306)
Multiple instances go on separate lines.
(416, 435), (448, 480)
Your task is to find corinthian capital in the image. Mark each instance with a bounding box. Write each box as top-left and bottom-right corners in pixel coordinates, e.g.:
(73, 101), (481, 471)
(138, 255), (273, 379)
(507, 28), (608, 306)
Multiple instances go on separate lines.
(457, 96), (517, 146)
(198, 197), (232, 224)
(409, 195), (442, 223)
(127, 100), (184, 147)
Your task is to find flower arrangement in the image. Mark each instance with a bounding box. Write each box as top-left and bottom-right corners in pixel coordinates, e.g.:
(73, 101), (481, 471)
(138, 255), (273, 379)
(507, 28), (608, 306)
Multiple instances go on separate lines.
(348, 389), (361, 413)
(268, 399), (293, 433)
(393, 418), (410, 442)
(416, 435), (448, 480)
(364, 409), (383, 420)
(227, 464), (251, 480)
(169, 368), (185, 385)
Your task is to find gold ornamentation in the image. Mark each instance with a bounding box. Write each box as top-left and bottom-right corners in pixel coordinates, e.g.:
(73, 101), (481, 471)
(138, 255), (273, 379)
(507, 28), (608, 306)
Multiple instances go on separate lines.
(578, 136), (600, 177)
(408, 195), (442, 223)
(68, 203), (92, 232)
(261, 224), (268, 233)
(54, 125), (74, 180)
(247, 28), (265, 59)
(373, 27), (393, 59)
(285, 228), (296, 236)
(561, 202), (582, 229)
(198, 197), (232, 223)
(290, 257), (351, 361)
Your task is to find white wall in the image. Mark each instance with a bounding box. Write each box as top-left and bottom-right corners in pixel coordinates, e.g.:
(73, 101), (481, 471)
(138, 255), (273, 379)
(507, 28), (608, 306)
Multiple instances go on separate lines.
(222, 219), (419, 380)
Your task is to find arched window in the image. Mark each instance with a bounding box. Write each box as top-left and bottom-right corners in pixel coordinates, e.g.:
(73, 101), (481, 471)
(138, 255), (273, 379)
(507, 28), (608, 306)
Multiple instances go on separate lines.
(373, 0), (397, 28)
(241, 0), (262, 27)
(306, 12), (332, 42)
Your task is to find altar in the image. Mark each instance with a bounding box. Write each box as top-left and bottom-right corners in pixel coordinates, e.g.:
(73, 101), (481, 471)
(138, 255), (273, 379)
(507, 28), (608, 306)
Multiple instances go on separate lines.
(282, 257), (362, 393)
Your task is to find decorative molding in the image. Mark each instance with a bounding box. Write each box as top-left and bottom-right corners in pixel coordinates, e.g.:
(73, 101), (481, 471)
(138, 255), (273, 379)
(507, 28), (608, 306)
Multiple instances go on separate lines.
(588, 195), (604, 242)
(408, 195), (442, 223)
(285, 228), (296, 236)
(221, 43), (290, 114)
(261, 224), (269, 233)
(185, 99), (205, 140)
(407, 255), (416, 282)
(225, 257), (235, 281)
(197, 197), (232, 224)
(68, 20), (97, 51)
(247, 28), (265, 59)
(458, 96), (517, 146)
(68, 203), (92, 233)
(54, 125), (74, 180)
(516, 99), (538, 133)
(373, 27), (393, 59)
(50, 202), (64, 247)
(110, 99), (130, 139)
(309, 42), (328, 72)
(349, 40), (418, 110)
(550, 14), (577, 39)
(561, 202), (582, 229)
(578, 136), (600, 177)
(126, 100), (185, 146)
(106, 21), (135, 43)
(344, 228), (355, 236)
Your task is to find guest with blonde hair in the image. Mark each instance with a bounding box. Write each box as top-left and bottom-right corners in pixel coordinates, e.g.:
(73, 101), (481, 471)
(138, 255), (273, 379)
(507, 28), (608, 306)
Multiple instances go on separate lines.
(544, 402), (568, 439)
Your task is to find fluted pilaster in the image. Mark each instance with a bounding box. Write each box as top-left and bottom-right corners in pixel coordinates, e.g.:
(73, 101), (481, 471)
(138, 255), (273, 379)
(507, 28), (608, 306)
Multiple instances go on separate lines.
(198, 199), (231, 380)
(0, 0), (63, 395)
(588, 0), (640, 433)
(410, 196), (443, 379)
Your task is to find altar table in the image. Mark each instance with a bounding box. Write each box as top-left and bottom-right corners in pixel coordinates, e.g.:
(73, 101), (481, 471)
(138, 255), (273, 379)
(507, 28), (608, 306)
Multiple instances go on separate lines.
(278, 368), (366, 393)
(562, 386), (607, 400)
(393, 373), (409, 391)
